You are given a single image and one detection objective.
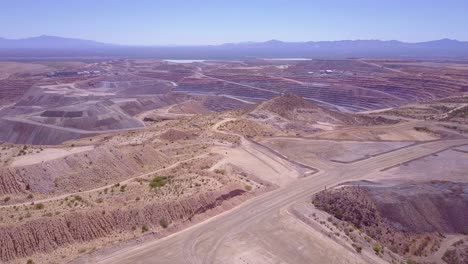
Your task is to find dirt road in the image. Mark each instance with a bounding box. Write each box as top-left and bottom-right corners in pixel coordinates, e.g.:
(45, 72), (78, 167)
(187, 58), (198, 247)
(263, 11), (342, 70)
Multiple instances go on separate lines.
(88, 138), (468, 264)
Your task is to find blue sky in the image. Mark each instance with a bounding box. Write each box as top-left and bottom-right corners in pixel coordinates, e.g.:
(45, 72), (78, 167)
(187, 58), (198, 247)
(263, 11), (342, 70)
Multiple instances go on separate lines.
(2, 0), (467, 45)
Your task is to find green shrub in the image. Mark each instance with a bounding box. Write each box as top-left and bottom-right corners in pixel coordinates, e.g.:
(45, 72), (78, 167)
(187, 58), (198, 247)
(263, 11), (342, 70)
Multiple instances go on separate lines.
(159, 218), (169, 229)
(373, 244), (383, 255)
(414, 126), (431, 133)
(149, 176), (168, 188)
(141, 224), (149, 233)
(34, 203), (45, 210)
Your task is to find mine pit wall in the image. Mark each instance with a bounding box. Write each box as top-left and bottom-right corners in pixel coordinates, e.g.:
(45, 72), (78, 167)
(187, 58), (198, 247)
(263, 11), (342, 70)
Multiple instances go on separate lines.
(0, 186), (247, 262)
(0, 119), (89, 145)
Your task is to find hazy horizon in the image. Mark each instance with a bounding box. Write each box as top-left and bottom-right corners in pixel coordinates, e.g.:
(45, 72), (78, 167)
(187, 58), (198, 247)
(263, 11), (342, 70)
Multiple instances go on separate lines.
(2, 0), (468, 45)
(2, 35), (467, 47)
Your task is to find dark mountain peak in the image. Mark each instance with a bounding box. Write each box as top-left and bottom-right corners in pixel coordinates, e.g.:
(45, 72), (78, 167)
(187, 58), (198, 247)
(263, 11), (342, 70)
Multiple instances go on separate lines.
(265, 39), (284, 44)
(0, 35), (112, 49)
(433, 38), (459, 42)
(35, 35), (56, 39)
(417, 38), (465, 48)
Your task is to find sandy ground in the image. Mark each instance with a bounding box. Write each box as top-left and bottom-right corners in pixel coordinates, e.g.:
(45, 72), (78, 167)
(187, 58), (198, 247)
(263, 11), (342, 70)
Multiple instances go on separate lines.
(378, 128), (437, 141)
(213, 209), (377, 264)
(11, 146), (95, 167)
(378, 147), (468, 183)
(210, 118), (308, 186)
(312, 121), (440, 141)
(210, 142), (301, 187)
(261, 138), (413, 163)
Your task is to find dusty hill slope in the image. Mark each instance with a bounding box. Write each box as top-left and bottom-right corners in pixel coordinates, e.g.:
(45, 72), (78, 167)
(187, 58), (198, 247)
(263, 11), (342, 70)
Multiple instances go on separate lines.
(0, 112), (257, 262)
(0, 186), (246, 262)
(313, 181), (468, 257)
(250, 93), (395, 126)
(0, 145), (171, 195)
(256, 93), (346, 123)
(219, 93), (397, 139)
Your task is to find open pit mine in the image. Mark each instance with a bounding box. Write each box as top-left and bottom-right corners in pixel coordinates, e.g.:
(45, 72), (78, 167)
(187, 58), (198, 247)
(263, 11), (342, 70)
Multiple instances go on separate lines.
(0, 59), (467, 264)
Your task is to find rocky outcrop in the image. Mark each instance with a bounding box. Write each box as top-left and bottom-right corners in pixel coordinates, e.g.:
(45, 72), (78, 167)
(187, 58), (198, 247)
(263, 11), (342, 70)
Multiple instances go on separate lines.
(0, 186), (246, 261)
(312, 181), (468, 256)
(314, 181), (468, 235)
(370, 181), (468, 234)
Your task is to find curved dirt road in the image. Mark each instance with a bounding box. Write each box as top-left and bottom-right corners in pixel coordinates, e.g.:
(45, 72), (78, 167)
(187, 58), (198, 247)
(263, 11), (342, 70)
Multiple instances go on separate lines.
(88, 137), (468, 264)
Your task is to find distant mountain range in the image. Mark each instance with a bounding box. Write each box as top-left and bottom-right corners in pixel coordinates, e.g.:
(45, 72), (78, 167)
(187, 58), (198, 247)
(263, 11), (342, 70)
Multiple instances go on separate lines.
(0, 35), (112, 49)
(1, 35), (467, 59)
